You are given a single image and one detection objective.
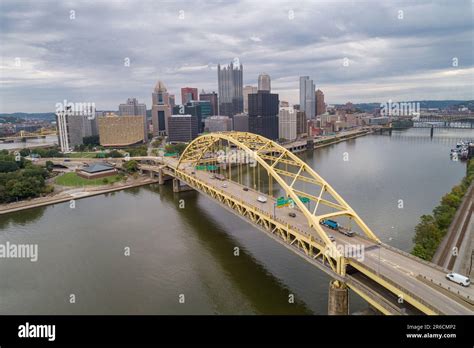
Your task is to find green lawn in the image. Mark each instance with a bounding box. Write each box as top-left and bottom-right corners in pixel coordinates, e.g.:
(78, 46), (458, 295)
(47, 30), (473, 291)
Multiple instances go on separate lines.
(55, 172), (122, 186)
(66, 152), (98, 158)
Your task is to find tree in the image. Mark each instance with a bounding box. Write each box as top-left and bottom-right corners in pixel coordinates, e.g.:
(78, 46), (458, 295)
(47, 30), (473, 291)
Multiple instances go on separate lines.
(441, 193), (461, 209)
(0, 161), (19, 173)
(45, 161), (54, 172)
(123, 160), (139, 173)
(165, 143), (187, 155)
(108, 150), (123, 158)
(19, 148), (31, 157)
(412, 215), (443, 260)
(433, 204), (455, 231)
(83, 135), (100, 146)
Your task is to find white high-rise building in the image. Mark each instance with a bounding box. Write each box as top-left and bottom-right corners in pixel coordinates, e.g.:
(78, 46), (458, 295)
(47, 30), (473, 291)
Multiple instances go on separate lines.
(279, 107), (297, 141)
(258, 73), (271, 92)
(299, 76), (316, 120)
(243, 85), (257, 114)
(56, 113), (96, 152)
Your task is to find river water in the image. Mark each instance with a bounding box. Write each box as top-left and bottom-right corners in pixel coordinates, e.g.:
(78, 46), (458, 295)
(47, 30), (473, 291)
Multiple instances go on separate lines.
(0, 128), (472, 314)
(0, 135), (57, 150)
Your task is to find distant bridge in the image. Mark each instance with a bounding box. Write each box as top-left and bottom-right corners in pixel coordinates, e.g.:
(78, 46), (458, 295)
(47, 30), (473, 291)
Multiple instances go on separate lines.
(0, 129), (57, 142)
(413, 115), (474, 129)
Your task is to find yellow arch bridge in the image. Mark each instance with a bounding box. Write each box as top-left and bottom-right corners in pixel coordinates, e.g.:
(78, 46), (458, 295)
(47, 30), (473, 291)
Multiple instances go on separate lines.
(132, 132), (473, 315)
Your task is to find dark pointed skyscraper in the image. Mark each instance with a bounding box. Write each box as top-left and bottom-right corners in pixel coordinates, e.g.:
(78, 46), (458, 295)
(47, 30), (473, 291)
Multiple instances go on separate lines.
(217, 61), (243, 116)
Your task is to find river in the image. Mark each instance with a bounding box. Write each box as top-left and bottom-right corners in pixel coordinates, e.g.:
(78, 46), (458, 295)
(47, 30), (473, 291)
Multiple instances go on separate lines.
(0, 128), (472, 314)
(0, 135), (57, 150)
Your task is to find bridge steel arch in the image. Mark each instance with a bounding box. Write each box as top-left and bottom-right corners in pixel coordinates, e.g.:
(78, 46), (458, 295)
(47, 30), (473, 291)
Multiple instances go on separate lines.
(176, 132), (381, 277)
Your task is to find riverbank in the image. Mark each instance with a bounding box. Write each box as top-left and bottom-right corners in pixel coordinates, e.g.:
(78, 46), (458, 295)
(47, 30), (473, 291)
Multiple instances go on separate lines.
(283, 128), (372, 153)
(432, 181), (473, 275)
(0, 176), (159, 215)
(412, 159), (474, 262)
(313, 129), (372, 149)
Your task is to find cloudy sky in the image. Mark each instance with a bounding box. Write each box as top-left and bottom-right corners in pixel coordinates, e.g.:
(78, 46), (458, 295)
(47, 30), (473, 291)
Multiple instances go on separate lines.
(0, 0), (473, 113)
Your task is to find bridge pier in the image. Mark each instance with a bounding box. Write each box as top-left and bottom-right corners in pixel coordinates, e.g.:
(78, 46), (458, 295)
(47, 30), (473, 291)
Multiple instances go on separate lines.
(158, 168), (173, 185)
(172, 178), (180, 192)
(328, 280), (349, 315)
(172, 178), (194, 193)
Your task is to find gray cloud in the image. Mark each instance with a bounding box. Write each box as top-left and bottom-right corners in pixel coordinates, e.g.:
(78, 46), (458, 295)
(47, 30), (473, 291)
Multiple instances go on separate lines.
(0, 0), (472, 113)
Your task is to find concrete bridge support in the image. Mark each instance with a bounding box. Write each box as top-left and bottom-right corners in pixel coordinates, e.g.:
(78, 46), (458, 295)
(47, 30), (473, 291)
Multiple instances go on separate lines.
(328, 280), (349, 315)
(172, 178), (194, 193)
(158, 168), (168, 185)
(172, 178), (180, 192)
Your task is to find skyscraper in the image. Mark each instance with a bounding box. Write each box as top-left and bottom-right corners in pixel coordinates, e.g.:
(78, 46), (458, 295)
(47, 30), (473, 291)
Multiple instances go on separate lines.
(199, 90), (218, 116)
(169, 94), (176, 109)
(316, 89), (326, 116)
(181, 87), (198, 105)
(296, 111), (307, 137)
(248, 91), (279, 140)
(233, 113), (249, 132)
(173, 103), (204, 133)
(56, 113), (96, 152)
(118, 98), (146, 118)
(258, 73), (271, 92)
(151, 80), (171, 136)
(243, 85), (257, 114)
(204, 116), (232, 132)
(168, 114), (198, 143)
(217, 61), (243, 116)
(279, 108), (297, 141)
(299, 76), (316, 120)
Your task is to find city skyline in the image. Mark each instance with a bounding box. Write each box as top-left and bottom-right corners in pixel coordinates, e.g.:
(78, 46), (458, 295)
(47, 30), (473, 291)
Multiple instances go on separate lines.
(0, 0), (473, 113)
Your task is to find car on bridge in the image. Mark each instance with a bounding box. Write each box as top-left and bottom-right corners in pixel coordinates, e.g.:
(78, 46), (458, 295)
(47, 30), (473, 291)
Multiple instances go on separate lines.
(257, 196), (267, 203)
(446, 272), (470, 287)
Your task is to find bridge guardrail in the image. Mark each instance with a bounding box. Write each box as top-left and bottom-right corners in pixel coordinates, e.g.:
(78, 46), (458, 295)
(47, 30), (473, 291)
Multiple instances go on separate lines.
(418, 275), (473, 305)
(346, 275), (404, 315)
(349, 258), (441, 314)
(380, 242), (451, 274)
(356, 233), (451, 274)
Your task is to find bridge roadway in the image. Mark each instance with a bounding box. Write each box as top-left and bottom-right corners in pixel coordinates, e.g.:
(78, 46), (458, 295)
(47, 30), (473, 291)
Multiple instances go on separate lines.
(159, 157), (473, 315)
